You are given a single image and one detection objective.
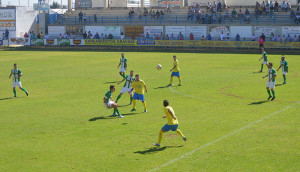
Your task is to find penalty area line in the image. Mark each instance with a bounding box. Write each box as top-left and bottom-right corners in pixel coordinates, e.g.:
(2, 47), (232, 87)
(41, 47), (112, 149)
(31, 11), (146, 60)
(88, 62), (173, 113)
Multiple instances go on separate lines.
(149, 102), (299, 172)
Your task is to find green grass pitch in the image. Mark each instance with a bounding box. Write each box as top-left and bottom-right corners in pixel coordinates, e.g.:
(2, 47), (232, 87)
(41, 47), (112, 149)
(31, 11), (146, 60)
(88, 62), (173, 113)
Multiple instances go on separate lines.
(0, 50), (299, 171)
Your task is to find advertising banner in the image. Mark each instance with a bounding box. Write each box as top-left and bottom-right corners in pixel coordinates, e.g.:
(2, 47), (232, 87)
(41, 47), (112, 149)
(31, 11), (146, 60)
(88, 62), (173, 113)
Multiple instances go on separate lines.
(71, 39), (85, 45)
(282, 26), (300, 37)
(84, 39), (137, 46)
(9, 38), (30, 45)
(103, 26), (121, 37)
(44, 39), (57, 46)
(253, 26), (277, 38)
(31, 39), (44, 46)
(0, 9), (16, 31)
(48, 26), (66, 37)
(165, 26), (185, 38)
(75, 0), (92, 9)
(209, 26), (230, 38)
(0, 39), (3, 45)
(125, 26), (144, 38)
(57, 39), (70, 46)
(185, 26), (206, 39)
(144, 26), (164, 37)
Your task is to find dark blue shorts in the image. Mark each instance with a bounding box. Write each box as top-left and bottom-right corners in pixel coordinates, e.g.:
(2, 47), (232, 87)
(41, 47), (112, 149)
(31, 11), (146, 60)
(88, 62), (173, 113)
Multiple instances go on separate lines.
(162, 124), (178, 132)
(171, 72), (180, 77)
(133, 93), (145, 101)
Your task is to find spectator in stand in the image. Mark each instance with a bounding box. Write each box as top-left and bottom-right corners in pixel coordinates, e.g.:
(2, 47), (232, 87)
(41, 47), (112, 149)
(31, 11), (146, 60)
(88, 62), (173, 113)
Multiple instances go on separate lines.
(217, 1), (222, 12)
(83, 31), (87, 39)
(145, 32), (150, 40)
(220, 31), (225, 41)
(139, 11), (143, 19)
(282, 34), (286, 42)
(93, 32), (100, 39)
(207, 34), (212, 41)
(238, 9), (243, 19)
(155, 34), (160, 40)
(37, 32), (40, 39)
(245, 8), (250, 22)
(251, 34), (256, 41)
(225, 33), (230, 41)
(256, 1), (261, 9)
(44, 33), (49, 39)
(236, 33), (240, 41)
(40, 32), (44, 39)
(290, 9), (295, 18)
(5, 29), (9, 40)
(100, 33), (104, 39)
(231, 8), (237, 19)
(170, 33), (175, 40)
(270, 32), (275, 41)
(293, 35), (298, 42)
(259, 36), (264, 47)
(83, 13), (87, 24)
(281, 1), (287, 12)
(120, 32), (124, 40)
(24, 32), (29, 38)
(261, 33), (266, 41)
(59, 33), (63, 39)
(276, 35), (281, 42)
(108, 33), (113, 39)
(94, 14), (97, 24)
(160, 32), (164, 40)
(87, 31), (92, 39)
(166, 34), (169, 40)
(286, 34), (292, 42)
(261, 1), (266, 12)
(207, 2), (211, 12)
(78, 11), (83, 24)
(270, 1), (274, 11)
(31, 32), (36, 39)
(156, 10), (160, 20)
(189, 33), (194, 40)
(275, 1), (279, 12)
(287, 2), (291, 12)
(224, 9), (229, 20)
(265, 2), (270, 14)
(177, 32), (184, 40)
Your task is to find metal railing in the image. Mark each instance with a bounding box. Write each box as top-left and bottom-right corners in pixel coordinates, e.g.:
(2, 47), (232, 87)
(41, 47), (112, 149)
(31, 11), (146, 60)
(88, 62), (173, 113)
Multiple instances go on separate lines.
(50, 14), (300, 25)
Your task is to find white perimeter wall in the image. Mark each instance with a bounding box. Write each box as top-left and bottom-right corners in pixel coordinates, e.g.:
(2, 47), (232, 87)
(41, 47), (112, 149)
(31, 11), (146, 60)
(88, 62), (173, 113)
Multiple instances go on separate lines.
(189, 0), (298, 6)
(16, 7), (38, 37)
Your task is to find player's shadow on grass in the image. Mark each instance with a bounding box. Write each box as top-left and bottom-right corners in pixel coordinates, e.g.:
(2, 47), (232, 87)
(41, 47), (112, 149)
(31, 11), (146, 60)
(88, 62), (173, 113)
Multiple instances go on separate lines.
(122, 112), (142, 116)
(275, 84), (284, 87)
(89, 116), (115, 121)
(118, 104), (130, 107)
(134, 145), (183, 155)
(104, 81), (119, 84)
(0, 97), (12, 101)
(154, 86), (170, 89)
(248, 100), (269, 105)
(252, 71), (261, 74)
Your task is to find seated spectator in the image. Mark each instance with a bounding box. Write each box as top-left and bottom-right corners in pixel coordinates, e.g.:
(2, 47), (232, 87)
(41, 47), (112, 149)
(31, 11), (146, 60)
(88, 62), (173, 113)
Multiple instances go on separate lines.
(236, 33), (240, 41)
(24, 32), (29, 38)
(156, 10), (160, 20)
(200, 35), (205, 41)
(274, 1), (279, 12)
(265, 2), (270, 14)
(231, 8), (237, 19)
(83, 31), (87, 39)
(177, 32), (184, 40)
(225, 33), (230, 41)
(290, 9), (295, 18)
(100, 33), (104, 39)
(217, 1), (222, 12)
(293, 35), (298, 42)
(270, 32), (275, 41)
(108, 33), (113, 39)
(238, 9), (243, 19)
(160, 10), (164, 16)
(170, 33), (175, 40)
(63, 33), (68, 39)
(87, 31), (92, 39)
(270, 1), (274, 11)
(224, 9), (229, 19)
(220, 32), (225, 41)
(166, 34), (169, 40)
(40, 32), (44, 39)
(251, 34), (256, 41)
(276, 35), (281, 42)
(120, 32), (124, 40)
(83, 13), (87, 23)
(155, 34), (160, 40)
(145, 32), (150, 40)
(281, 1), (287, 12)
(143, 8), (149, 16)
(189, 33), (194, 40)
(245, 9), (250, 22)
(93, 32), (100, 39)
(286, 34), (292, 42)
(207, 33), (212, 40)
(261, 33), (266, 41)
(282, 34), (286, 42)
(261, 1), (266, 12)
(44, 33), (49, 39)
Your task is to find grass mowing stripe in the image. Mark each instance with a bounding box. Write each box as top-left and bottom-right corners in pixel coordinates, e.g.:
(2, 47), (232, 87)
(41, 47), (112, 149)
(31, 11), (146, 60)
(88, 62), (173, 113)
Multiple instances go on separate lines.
(149, 102), (299, 172)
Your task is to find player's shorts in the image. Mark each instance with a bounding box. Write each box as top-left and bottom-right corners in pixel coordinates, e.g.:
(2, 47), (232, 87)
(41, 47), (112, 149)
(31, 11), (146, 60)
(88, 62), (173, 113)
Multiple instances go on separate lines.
(12, 82), (22, 88)
(133, 93), (145, 101)
(282, 71), (288, 75)
(171, 72), (180, 77)
(120, 87), (133, 95)
(162, 124), (178, 132)
(119, 68), (126, 73)
(262, 61), (268, 65)
(267, 81), (275, 89)
(104, 101), (115, 108)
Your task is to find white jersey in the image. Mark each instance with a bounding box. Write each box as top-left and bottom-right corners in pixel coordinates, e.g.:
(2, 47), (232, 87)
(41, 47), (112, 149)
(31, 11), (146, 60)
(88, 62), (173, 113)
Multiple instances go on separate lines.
(123, 75), (135, 88)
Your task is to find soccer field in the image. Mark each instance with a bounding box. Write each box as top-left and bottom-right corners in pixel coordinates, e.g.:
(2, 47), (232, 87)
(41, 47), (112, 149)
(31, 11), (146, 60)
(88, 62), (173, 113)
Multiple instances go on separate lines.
(0, 50), (299, 171)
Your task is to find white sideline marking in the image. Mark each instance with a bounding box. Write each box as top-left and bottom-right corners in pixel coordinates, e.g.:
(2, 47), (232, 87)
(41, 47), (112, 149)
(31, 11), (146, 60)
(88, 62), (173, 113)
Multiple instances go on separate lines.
(149, 102), (299, 172)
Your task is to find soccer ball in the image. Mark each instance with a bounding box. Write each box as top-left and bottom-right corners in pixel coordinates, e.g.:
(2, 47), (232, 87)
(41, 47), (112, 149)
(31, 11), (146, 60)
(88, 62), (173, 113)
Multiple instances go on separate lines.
(156, 64), (162, 70)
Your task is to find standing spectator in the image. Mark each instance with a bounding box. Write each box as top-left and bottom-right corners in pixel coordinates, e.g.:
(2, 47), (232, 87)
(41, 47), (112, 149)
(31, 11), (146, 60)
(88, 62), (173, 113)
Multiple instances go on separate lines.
(245, 9), (250, 22)
(290, 9), (295, 18)
(120, 32), (124, 40)
(270, 32), (275, 41)
(108, 33), (113, 39)
(37, 33), (41, 39)
(287, 2), (291, 12)
(261, 33), (266, 41)
(236, 33), (240, 41)
(282, 34), (286, 42)
(207, 2), (211, 12)
(251, 33), (256, 41)
(145, 32), (150, 40)
(155, 34), (160, 40)
(83, 31), (87, 39)
(231, 8), (237, 19)
(270, 1), (274, 11)
(276, 35), (281, 42)
(24, 32), (29, 38)
(5, 29), (9, 40)
(177, 32), (184, 40)
(259, 36), (264, 48)
(261, 1), (266, 12)
(78, 11), (83, 24)
(217, 1), (222, 12)
(286, 34), (292, 42)
(170, 33), (175, 40)
(94, 14), (97, 24)
(93, 32), (100, 39)
(166, 34), (169, 40)
(44, 33), (49, 39)
(87, 31), (92, 39)
(189, 33), (194, 40)
(220, 31), (225, 41)
(275, 1), (279, 12)
(40, 32), (44, 39)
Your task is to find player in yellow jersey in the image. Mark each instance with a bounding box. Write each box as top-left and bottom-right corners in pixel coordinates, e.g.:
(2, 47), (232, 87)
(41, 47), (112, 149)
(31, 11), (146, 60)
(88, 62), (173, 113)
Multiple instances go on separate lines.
(131, 74), (148, 113)
(154, 100), (186, 147)
(168, 55), (182, 86)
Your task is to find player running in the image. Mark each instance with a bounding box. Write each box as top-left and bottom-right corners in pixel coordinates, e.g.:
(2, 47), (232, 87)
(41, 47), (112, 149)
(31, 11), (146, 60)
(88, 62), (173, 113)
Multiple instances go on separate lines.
(104, 85), (124, 118)
(131, 74), (148, 113)
(154, 100), (186, 147)
(116, 70), (135, 104)
(259, 48), (268, 72)
(168, 55), (182, 86)
(277, 55), (288, 84)
(9, 63), (29, 97)
(262, 63), (277, 101)
(117, 53), (127, 78)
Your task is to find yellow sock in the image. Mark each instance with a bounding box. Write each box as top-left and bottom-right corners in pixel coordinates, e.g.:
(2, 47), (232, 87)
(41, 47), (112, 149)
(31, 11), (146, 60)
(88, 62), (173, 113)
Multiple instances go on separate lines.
(158, 130), (164, 145)
(142, 101), (147, 110)
(179, 77), (182, 84)
(133, 99), (136, 109)
(175, 129), (184, 138)
(170, 77), (173, 84)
